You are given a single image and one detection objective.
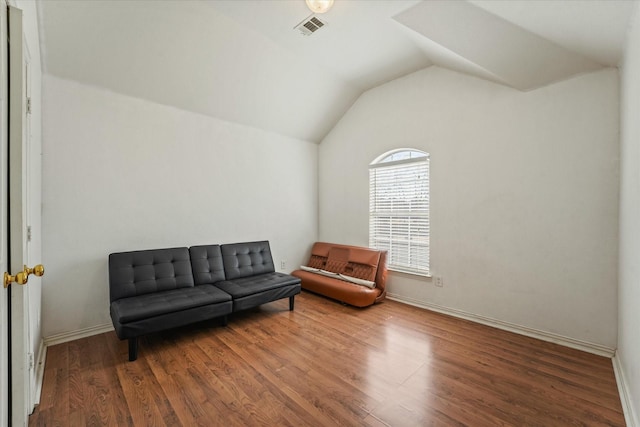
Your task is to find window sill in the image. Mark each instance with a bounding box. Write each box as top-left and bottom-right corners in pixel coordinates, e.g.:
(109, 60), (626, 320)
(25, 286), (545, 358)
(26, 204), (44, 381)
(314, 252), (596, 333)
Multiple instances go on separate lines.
(388, 267), (431, 279)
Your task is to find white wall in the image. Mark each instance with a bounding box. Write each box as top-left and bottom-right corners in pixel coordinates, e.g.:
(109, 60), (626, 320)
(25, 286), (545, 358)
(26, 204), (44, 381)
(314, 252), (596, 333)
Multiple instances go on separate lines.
(617, 1), (640, 424)
(319, 66), (619, 349)
(41, 75), (318, 337)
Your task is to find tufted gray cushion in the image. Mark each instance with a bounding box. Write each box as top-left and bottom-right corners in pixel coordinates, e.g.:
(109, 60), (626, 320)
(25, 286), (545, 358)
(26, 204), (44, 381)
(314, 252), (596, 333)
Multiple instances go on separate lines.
(111, 284), (231, 323)
(220, 241), (275, 280)
(215, 272), (300, 299)
(189, 245), (226, 285)
(109, 247), (194, 302)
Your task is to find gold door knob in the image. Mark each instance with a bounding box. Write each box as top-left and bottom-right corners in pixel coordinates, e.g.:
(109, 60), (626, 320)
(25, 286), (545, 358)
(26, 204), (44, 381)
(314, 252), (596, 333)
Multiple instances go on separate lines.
(2, 264), (43, 288)
(24, 264), (44, 278)
(3, 271), (28, 288)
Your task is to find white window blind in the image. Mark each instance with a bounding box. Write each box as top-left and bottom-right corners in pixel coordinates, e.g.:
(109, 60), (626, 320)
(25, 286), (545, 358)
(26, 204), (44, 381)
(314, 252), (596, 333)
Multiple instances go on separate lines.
(369, 150), (430, 276)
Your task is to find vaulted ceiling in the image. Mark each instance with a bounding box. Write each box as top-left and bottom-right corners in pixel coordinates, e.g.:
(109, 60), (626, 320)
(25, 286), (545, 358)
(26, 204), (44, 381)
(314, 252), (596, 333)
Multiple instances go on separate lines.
(37, 0), (635, 142)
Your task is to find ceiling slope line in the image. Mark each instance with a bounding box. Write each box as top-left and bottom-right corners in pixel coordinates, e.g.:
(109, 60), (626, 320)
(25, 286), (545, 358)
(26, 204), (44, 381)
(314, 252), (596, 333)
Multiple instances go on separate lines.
(394, 0), (604, 91)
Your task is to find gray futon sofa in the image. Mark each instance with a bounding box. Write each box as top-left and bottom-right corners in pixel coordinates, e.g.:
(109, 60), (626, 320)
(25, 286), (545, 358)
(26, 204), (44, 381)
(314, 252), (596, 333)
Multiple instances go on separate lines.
(109, 241), (301, 361)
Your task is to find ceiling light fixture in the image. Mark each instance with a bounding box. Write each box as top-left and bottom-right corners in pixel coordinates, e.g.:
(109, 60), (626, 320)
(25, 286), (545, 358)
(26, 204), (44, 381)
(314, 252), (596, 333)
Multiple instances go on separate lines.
(305, 0), (334, 14)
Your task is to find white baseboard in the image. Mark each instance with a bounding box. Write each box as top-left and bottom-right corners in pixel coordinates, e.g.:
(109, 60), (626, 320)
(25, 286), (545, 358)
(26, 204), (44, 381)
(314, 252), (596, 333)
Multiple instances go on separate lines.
(613, 353), (639, 427)
(33, 340), (46, 407)
(386, 293), (616, 358)
(43, 323), (114, 347)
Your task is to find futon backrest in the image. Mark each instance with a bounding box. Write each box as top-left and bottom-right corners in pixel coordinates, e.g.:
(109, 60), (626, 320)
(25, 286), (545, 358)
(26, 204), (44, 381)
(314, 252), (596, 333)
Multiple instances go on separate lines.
(189, 245), (226, 285)
(220, 241), (275, 280)
(109, 247), (194, 302)
(306, 242), (388, 293)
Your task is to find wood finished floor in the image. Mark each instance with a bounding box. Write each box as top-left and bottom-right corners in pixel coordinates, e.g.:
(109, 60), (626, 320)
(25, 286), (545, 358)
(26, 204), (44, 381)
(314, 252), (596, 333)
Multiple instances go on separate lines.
(31, 291), (625, 426)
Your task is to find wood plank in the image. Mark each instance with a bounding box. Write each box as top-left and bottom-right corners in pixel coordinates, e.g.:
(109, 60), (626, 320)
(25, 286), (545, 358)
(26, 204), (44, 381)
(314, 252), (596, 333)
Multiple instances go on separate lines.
(29, 292), (626, 426)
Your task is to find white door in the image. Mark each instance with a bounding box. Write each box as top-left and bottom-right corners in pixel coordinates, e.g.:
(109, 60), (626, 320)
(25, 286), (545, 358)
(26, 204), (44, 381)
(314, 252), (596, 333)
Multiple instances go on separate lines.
(9, 5), (28, 425)
(5, 5), (42, 426)
(0, 2), (12, 425)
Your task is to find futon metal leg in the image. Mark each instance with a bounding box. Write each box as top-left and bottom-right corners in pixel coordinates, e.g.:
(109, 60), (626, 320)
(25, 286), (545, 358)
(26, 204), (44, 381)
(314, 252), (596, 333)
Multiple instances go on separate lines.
(221, 314), (228, 326)
(289, 296), (295, 311)
(128, 338), (138, 362)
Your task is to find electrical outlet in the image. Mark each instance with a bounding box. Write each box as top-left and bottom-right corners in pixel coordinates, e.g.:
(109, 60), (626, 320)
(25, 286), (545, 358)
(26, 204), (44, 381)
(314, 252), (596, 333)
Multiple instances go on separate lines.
(280, 260), (286, 270)
(435, 276), (444, 287)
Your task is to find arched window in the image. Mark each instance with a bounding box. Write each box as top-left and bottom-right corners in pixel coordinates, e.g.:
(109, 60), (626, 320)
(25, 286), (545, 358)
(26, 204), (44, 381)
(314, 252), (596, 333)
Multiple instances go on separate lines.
(369, 149), (430, 276)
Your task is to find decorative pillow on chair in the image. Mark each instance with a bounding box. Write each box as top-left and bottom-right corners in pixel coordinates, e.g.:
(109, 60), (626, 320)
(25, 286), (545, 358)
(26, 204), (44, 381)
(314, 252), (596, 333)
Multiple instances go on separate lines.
(325, 247), (350, 273)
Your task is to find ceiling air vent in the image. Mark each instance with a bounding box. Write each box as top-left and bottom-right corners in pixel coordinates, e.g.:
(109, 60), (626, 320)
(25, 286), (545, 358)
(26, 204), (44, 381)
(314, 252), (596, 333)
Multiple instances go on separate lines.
(294, 15), (326, 36)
